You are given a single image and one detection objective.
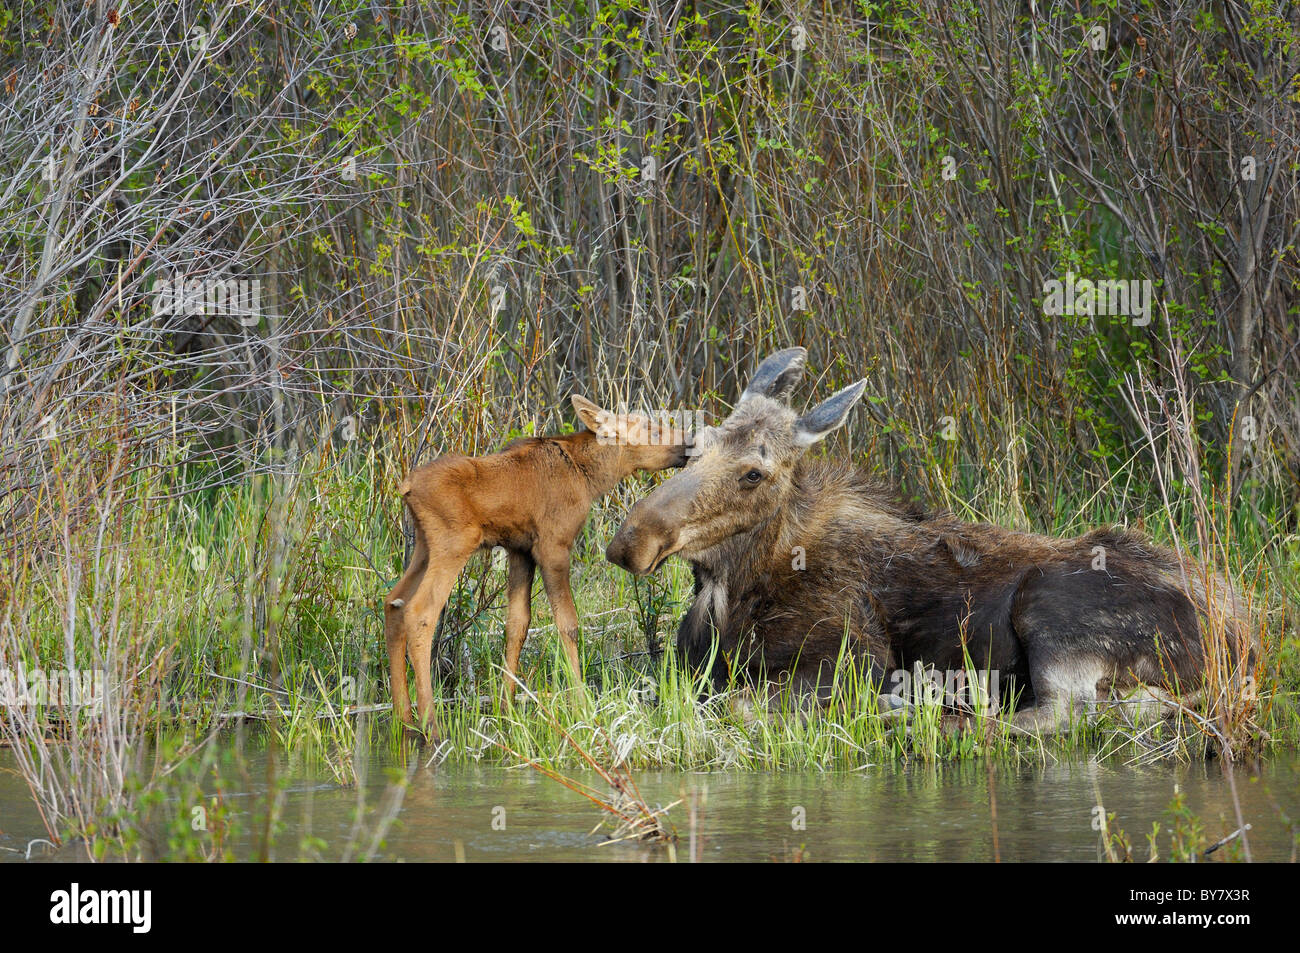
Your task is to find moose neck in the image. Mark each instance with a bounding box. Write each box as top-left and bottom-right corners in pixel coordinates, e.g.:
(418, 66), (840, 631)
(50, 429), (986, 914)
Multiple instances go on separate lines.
(692, 503), (788, 599)
(560, 430), (627, 499)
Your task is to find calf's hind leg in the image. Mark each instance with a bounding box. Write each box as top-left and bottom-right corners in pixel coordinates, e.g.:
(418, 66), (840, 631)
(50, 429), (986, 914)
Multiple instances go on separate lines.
(406, 528), (481, 736)
(384, 529), (428, 727)
(1005, 570), (1116, 736)
(1010, 653), (1106, 736)
(1006, 553), (1204, 736)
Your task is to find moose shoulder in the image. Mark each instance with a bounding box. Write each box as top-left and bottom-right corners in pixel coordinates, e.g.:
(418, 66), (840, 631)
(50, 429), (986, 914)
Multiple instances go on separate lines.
(606, 348), (1252, 733)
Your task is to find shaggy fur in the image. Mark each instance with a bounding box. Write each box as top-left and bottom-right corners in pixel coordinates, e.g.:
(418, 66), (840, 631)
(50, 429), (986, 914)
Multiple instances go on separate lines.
(607, 351), (1251, 731)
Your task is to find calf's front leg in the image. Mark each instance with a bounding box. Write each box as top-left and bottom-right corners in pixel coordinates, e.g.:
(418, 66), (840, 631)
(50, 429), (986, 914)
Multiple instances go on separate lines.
(501, 551), (536, 706)
(537, 550), (585, 693)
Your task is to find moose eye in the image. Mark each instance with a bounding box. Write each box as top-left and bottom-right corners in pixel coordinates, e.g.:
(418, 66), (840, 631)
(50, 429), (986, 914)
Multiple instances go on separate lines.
(741, 468), (764, 486)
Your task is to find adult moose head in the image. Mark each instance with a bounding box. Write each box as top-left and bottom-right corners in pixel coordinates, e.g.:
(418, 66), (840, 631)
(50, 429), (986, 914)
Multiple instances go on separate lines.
(607, 348), (1252, 733)
(606, 347), (866, 577)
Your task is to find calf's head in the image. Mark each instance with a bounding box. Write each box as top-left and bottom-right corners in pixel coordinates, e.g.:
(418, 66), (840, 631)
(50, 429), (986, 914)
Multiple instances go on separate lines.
(570, 394), (689, 472)
(606, 348), (867, 574)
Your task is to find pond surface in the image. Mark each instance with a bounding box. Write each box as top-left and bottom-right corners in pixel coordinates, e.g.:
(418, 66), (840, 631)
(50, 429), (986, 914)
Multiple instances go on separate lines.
(2, 749), (1296, 862)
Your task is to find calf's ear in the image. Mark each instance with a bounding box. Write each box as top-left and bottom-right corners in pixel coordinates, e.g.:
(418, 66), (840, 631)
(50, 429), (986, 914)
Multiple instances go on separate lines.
(570, 394), (607, 433)
(793, 379), (868, 447)
(740, 347), (807, 404)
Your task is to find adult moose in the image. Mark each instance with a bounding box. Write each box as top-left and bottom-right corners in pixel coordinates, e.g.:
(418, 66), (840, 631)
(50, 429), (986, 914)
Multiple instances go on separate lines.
(606, 348), (1251, 732)
(386, 396), (687, 736)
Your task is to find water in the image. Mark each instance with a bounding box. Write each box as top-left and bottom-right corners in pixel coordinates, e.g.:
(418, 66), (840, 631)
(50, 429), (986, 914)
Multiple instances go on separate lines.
(2, 750), (1295, 862)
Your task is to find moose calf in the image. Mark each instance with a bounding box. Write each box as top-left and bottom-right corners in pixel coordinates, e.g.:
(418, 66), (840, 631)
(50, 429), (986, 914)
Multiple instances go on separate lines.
(384, 396), (687, 735)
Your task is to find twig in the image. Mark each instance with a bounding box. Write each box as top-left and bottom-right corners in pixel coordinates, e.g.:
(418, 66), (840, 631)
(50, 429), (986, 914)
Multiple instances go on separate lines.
(1204, 824), (1252, 857)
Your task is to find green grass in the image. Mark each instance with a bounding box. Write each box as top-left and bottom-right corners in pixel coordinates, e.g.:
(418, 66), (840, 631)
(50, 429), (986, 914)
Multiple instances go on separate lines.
(2, 439), (1295, 858)
(4, 441), (1297, 776)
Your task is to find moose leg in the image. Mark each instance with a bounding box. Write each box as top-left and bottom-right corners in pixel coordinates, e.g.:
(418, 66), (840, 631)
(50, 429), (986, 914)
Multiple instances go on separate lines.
(1009, 656), (1105, 736)
(537, 553), (584, 692)
(501, 551), (536, 706)
(406, 533), (479, 736)
(1007, 555), (1206, 736)
(384, 530), (428, 727)
(1009, 696), (1084, 735)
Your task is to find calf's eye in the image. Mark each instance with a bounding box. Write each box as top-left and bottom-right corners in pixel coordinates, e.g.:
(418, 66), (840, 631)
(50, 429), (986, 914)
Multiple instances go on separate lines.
(742, 468), (764, 486)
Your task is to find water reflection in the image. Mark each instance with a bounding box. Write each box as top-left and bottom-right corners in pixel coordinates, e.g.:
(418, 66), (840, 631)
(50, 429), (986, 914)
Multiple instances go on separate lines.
(2, 751), (1294, 862)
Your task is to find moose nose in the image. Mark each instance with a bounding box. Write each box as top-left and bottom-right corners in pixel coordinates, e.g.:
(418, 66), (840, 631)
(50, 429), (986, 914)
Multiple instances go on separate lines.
(605, 530), (635, 573)
(608, 473), (694, 574)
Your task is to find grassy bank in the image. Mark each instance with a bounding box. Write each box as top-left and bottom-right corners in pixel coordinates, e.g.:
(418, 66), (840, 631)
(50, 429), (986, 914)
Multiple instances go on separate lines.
(0, 430), (1294, 854)
(5, 435), (1295, 756)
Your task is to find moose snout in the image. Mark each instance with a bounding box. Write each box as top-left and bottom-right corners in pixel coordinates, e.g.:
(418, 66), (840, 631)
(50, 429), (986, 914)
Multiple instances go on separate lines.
(605, 531), (635, 573)
(606, 524), (649, 574)
(609, 470), (697, 574)
(607, 508), (676, 575)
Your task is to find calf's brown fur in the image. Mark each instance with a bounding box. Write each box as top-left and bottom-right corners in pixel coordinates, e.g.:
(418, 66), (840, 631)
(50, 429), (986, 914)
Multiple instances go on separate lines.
(385, 396), (686, 735)
(607, 349), (1253, 733)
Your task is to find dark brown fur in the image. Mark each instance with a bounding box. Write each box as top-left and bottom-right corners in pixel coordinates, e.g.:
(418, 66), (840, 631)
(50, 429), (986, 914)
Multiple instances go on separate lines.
(385, 396), (685, 735)
(608, 349), (1252, 731)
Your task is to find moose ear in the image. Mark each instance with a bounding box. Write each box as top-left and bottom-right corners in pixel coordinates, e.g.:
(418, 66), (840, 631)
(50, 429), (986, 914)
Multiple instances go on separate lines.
(793, 380), (867, 447)
(570, 394), (606, 432)
(740, 347), (807, 404)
